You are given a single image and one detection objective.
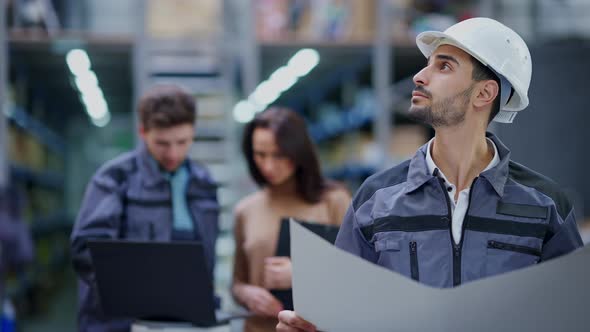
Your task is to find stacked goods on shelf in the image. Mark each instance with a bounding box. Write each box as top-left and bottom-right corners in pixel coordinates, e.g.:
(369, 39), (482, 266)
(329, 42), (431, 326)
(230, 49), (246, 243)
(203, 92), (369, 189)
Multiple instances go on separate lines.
(254, 0), (469, 44)
(256, 0), (375, 42)
(255, 0), (291, 41)
(147, 0), (221, 39)
(4, 101), (69, 315)
(310, 83), (430, 190)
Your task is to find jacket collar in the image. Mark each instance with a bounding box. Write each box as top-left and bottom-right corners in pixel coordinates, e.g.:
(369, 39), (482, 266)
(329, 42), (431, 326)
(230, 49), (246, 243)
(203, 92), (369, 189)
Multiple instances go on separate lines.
(405, 132), (510, 197)
(137, 143), (208, 188)
(480, 132), (510, 197)
(405, 143), (432, 194)
(137, 143), (168, 188)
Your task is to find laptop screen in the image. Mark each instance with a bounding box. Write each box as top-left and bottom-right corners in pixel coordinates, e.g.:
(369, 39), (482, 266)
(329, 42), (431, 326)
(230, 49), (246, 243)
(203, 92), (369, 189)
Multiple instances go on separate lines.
(87, 240), (218, 326)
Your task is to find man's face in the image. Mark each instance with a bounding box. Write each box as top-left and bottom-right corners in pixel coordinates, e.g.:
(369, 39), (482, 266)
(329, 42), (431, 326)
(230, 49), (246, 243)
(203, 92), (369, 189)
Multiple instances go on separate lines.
(409, 45), (476, 127)
(140, 124), (194, 172)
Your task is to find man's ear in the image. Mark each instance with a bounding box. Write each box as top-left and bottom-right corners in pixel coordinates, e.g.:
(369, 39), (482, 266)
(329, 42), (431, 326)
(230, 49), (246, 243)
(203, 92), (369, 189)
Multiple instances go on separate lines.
(473, 80), (499, 109)
(138, 125), (147, 139)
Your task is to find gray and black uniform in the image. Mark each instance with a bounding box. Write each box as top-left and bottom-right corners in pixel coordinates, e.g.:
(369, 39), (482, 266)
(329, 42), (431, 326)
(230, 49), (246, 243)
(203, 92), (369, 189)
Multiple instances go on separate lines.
(71, 144), (220, 332)
(335, 133), (582, 287)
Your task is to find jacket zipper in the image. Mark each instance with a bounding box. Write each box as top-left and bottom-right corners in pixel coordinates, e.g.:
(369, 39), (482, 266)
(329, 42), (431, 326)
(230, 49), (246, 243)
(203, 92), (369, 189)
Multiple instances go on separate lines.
(488, 240), (541, 257)
(149, 222), (155, 240)
(458, 177), (479, 285)
(409, 241), (419, 281)
(437, 176), (478, 287)
(437, 178), (456, 285)
(184, 180), (201, 240)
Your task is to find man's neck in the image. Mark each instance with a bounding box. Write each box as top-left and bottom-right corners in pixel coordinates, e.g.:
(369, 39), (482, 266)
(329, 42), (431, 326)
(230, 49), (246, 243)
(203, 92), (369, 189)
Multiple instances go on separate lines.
(431, 122), (493, 193)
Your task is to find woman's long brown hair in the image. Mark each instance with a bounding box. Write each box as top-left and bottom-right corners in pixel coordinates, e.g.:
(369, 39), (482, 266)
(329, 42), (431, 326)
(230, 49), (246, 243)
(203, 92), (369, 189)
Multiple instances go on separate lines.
(242, 107), (330, 204)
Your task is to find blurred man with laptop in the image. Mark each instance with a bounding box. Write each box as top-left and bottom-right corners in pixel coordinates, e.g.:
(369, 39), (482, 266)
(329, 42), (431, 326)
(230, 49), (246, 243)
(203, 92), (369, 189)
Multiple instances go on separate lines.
(71, 84), (220, 332)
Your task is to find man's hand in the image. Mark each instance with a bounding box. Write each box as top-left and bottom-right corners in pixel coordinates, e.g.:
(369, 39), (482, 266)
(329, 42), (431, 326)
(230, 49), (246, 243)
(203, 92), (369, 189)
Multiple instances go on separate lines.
(241, 284), (284, 317)
(264, 256), (292, 290)
(276, 310), (317, 332)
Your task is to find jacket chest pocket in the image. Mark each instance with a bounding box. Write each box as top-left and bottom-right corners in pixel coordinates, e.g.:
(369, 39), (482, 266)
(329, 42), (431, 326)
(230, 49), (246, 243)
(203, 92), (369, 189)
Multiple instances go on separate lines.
(485, 239), (541, 278)
(375, 238), (420, 281)
(124, 203), (169, 240)
(189, 199), (219, 239)
(123, 186), (172, 240)
(190, 199), (219, 221)
(374, 234), (419, 281)
(375, 237), (403, 273)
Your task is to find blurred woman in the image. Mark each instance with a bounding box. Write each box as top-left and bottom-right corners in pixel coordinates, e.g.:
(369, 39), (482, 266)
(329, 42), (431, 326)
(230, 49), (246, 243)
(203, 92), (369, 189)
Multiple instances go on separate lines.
(232, 107), (351, 331)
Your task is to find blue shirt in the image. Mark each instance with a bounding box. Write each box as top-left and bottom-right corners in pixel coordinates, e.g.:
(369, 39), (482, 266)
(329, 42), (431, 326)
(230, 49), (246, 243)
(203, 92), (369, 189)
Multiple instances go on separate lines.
(163, 163), (194, 232)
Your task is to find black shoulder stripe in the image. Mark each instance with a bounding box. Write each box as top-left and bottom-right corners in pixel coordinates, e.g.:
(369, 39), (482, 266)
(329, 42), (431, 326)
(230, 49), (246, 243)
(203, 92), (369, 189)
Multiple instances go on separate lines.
(94, 155), (137, 192)
(93, 180), (118, 194)
(497, 202), (548, 219)
(508, 161), (572, 220)
(126, 197), (170, 207)
(352, 160), (410, 210)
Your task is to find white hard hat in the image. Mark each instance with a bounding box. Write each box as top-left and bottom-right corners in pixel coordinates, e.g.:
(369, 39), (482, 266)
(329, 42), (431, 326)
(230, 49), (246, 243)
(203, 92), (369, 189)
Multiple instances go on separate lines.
(416, 17), (532, 123)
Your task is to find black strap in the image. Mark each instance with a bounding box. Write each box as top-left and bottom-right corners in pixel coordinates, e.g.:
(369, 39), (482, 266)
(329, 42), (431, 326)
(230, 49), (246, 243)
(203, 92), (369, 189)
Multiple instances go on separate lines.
(360, 215), (449, 242)
(466, 216), (547, 239)
(118, 187), (128, 239)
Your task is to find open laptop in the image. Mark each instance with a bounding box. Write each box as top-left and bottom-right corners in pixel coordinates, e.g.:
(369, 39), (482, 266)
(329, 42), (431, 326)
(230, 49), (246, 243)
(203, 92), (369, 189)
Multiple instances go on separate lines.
(272, 218), (341, 310)
(87, 240), (243, 327)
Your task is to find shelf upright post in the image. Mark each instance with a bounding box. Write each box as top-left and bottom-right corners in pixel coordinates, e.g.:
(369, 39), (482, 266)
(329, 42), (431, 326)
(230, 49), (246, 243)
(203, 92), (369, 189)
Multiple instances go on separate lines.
(373, 0), (393, 169)
(132, 0), (148, 146)
(0, 0), (7, 189)
(240, 0), (260, 96)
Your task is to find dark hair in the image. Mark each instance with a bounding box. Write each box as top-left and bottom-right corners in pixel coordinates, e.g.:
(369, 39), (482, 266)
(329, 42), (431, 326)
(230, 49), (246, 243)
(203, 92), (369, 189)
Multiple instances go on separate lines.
(137, 84), (196, 130)
(470, 57), (502, 124)
(242, 107), (328, 204)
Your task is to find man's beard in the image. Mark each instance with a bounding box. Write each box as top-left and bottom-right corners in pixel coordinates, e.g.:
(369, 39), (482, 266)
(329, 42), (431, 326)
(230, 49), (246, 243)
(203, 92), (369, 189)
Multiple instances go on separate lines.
(409, 84), (474, 127)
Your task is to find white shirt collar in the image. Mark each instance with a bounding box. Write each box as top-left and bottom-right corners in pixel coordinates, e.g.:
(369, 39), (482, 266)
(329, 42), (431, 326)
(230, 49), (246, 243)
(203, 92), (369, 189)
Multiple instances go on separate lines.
(425, 137), (500, 183)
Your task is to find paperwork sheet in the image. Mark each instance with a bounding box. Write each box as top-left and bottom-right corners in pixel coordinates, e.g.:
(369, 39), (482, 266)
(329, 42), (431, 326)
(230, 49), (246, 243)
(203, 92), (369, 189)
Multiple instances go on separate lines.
(290, 220), (590, 332)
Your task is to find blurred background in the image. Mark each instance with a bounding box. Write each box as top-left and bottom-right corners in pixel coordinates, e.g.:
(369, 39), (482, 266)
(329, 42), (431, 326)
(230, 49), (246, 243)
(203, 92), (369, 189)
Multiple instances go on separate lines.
(0, 0), (588, 331)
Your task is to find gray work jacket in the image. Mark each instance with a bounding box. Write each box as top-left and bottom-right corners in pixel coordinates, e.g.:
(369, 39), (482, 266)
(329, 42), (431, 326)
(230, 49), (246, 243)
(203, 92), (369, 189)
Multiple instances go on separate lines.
(336, 133), (583, 287)
(70, 144), (219, 332)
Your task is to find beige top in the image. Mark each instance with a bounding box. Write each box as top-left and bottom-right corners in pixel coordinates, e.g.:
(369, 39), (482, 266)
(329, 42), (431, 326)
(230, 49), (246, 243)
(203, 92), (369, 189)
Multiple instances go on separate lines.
(232, 186), (351, 332)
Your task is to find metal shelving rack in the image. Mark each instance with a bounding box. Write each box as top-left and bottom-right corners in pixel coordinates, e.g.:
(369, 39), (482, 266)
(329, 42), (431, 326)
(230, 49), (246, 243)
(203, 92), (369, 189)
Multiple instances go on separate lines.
(0, 0), (72, 313)
(0, 1), (7, 189)
(133, 0), (244, 309)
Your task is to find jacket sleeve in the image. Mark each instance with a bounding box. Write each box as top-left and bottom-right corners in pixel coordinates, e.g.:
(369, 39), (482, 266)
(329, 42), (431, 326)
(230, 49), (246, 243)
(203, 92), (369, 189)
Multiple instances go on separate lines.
(541, 204), (583, 261)
(70, 172), (125, 283)
(334, 204), (378, 263)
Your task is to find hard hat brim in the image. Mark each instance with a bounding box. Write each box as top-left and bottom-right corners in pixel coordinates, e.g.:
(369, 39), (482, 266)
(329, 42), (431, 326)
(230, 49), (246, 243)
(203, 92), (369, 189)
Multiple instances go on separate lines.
(416, 31), (488, 67)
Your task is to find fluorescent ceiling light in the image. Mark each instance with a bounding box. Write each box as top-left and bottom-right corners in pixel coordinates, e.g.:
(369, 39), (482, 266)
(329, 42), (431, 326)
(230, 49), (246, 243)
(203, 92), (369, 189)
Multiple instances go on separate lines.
(66, 49), (91, 76)
(287, 48), (320, 77)
(233, 100), (257, 123)
(91, 112), (111, 127)
(233, 48), (319, 122)
(81, 90), (106, 106)
(75, 71), (99, 92)
(250, 81), (281, 106)
(269, 66), (298, 93)
(85, 101), (108, 119)
(66, 49), (112, 127)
